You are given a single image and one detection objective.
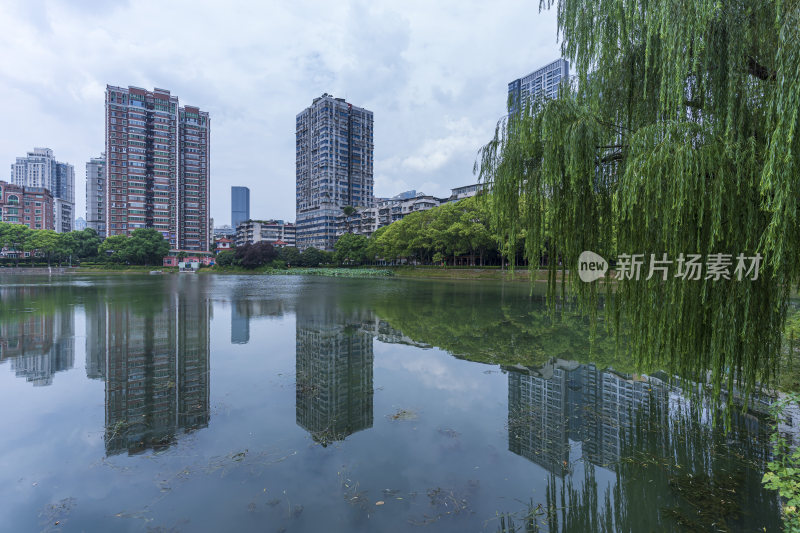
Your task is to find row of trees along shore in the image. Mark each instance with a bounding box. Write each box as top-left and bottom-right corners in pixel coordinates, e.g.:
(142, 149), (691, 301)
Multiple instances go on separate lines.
(215, 242), (332, 269)
(214, 196), (510, 270)
(334, 195), (511, 266)
(0, 224), (168, 266)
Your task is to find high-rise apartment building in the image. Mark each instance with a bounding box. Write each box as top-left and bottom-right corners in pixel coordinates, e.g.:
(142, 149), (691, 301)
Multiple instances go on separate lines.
(86, 153), (106, 237)
(508, 58), (570, 112)
(296, 94), (374, 251)
(231, 186), (250, 229)
(179, 105), (210, 250)
(105, 86), (210, 251)
(10, 147), (74, 233)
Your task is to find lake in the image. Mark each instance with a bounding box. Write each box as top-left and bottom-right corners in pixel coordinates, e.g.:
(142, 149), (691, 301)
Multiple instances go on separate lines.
(0, 274), (785, 532)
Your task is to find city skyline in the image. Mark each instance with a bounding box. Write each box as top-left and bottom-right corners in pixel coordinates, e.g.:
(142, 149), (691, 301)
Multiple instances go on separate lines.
(0, 0), (561, 225)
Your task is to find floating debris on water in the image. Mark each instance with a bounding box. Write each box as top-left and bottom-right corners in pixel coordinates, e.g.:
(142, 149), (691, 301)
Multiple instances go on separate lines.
(437, 427), (460, 439)
(389, 408), (418, 421)
(39, 497), (77, 533)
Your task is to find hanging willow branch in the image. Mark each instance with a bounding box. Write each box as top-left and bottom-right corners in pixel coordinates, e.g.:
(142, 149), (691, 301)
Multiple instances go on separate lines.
(476, 0), (800, 412)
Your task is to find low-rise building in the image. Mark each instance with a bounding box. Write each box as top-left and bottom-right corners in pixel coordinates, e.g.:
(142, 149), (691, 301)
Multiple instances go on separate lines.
(448, 183), (487, 202)
(330, 183), (488, 240)
(337, 192), (443, 238)
(215, 237), (232, 254)
(162, 250), (215, 267)
(0, 180), (55, 230)
(235, 220), (296, 247)
(213, 225), (236, 239)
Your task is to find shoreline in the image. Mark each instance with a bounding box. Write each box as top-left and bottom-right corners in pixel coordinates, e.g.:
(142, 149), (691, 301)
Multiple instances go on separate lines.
(0, 265), (590, 283)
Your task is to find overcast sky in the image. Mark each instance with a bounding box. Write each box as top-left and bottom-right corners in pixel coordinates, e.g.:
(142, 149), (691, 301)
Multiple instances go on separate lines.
(0, 0), (561, 226)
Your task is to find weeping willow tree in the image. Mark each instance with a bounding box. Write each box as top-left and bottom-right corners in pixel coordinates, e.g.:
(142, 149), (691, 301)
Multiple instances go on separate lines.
(476, 0), (800, 407)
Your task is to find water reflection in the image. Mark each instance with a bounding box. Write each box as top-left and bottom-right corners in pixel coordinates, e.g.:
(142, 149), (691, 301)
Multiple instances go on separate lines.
(231, 304), (249, 344)
(0, 285), (75, 386)
(504, 359), (780, 531)
(0, 275), (791, 531)
(229, 287), (292, 345)
(295, 303), (374, 445)
(506, 360), (668, 475)
(89, 290), (211, 456)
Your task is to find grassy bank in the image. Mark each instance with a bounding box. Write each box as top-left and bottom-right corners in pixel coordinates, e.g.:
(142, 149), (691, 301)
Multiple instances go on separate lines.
(390, 266), (552, 282)
(207, 265), (394, 277)
(76, 264), (178, 273)
(5, 263), (554, 281)
(206, 265), (552, 281)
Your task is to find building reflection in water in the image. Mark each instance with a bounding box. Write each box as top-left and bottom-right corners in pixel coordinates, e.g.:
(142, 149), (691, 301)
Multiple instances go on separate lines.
(0, 286), (75, 386)
(84, 285), (211, 456)
(229, 290), (292, 346)
(231, 304), (249, 344)
(505, 358), (776, 477)
(295, 305), (374, 446)
(506, 360), (669, 475)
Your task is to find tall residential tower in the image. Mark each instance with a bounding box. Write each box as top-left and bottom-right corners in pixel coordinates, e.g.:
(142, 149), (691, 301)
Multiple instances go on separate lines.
(105, 86), (210, 251)
(86, 153), (106, 237)
(295, 94), (374, 251)
(10, 147), (75, 233)
(508, 58), (570, 112)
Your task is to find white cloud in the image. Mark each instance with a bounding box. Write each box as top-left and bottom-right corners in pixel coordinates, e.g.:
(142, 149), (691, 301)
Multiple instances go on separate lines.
(0, 0), (561, 224)
(401, 117), (484, 173)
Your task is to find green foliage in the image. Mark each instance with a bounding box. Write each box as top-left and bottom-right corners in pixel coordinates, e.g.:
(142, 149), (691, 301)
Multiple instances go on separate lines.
(0, 222), (93, 265)
(341, 205), (357, 234)
(235, 242), (278, 269)
(277, 246), (301, 265)
(26, 230), (60, 265)
(763, 393), (800, 532)
(215, 249), (235, 267)
(476, 0), (800, 408)
(299, 247), (331, 267)
(265, 267), (393, 278)
(71, 228), (102, 259)
(0, 223), (30, 265)
(97, 229), (169, 265)
(99, 235), (129, 263)
(126, 229), (170, 265)
(367, 196), (498, 265)
(334, 233), (369, 265)
(373, 282), (627, 370)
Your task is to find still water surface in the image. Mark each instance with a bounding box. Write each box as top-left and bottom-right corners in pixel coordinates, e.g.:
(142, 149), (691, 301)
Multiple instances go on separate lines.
(0, 274), (784, 532)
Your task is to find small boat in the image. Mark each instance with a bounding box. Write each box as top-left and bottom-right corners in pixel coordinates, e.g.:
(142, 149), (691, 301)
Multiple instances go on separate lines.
(149, 270), (163, 275)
